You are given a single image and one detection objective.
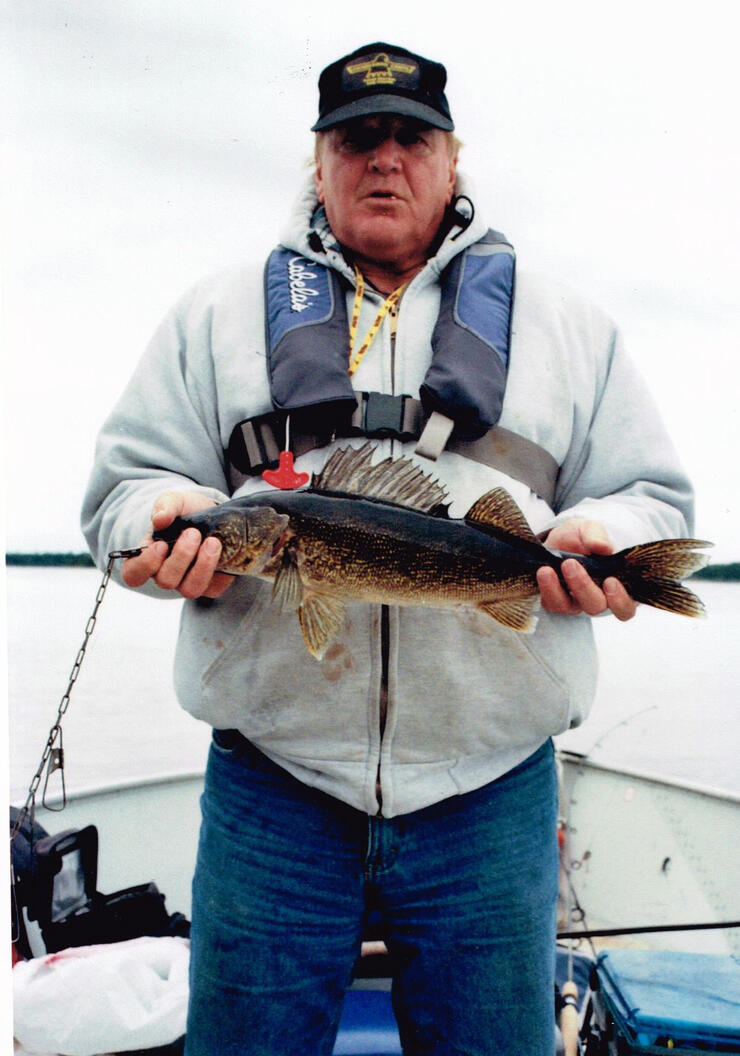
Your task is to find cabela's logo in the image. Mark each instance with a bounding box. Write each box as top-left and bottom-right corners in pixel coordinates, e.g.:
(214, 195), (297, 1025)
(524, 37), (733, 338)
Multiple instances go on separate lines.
(287, 256), (320, 312)
(345, 52), (417, 87)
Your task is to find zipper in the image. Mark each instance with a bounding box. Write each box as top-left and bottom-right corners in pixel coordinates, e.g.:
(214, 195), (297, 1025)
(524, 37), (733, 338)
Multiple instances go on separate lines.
(375, 604), (390, 815)
(375, 300), (401, 816)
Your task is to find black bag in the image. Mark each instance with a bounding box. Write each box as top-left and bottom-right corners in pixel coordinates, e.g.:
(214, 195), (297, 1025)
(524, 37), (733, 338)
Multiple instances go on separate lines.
(10, 806), (51, 958)
(10, 809), (189, 957)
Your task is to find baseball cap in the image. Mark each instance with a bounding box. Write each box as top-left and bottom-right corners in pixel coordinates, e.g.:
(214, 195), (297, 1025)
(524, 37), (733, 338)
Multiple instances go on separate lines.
(312, 42), (454, 132)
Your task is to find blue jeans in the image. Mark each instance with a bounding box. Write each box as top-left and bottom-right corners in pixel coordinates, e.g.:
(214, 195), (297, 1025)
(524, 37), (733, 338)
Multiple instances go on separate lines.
(185, 736), (558, 1056)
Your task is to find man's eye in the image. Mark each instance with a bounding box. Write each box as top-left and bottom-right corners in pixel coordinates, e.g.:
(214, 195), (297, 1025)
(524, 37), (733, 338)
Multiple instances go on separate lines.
(396, 131), (424, 147)
(341, 130), (382, 153)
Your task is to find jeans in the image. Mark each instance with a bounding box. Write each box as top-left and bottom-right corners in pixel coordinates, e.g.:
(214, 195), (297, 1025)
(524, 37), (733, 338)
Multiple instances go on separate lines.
(185, 735), (559, 1056)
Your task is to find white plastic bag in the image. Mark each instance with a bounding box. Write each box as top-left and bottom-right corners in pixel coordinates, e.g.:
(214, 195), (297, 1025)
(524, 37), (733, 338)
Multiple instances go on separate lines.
(13, 935), (189, 1055)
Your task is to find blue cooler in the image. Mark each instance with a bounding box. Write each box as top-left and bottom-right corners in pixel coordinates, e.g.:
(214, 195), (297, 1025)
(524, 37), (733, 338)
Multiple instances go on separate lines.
(331, 945), (595, 1055)
(594, 949), (740, 1053)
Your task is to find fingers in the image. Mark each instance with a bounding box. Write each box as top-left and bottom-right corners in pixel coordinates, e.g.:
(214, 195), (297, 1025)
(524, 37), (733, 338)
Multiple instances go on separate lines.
(560, 559), (612, 616)
(602, 577), (638, 621)
(537, 562), (638, 620)
(122, 540), (170, 588)
(539, 517), (637, 621)
(537, 566), (582, 615)
(154, 530), (223, 598)
(121, 491), (234, 599)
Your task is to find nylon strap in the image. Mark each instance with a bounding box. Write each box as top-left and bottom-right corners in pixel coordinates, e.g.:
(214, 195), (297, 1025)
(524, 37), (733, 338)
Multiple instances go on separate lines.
(226, 395), (559, 505)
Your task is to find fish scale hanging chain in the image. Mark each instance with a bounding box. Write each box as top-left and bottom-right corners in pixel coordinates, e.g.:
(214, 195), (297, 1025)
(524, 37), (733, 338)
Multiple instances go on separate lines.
(10, 547), (143, 845)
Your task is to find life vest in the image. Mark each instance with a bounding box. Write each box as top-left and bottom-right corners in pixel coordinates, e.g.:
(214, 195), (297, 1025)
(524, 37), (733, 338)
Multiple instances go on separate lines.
(226, 231), (559, 502)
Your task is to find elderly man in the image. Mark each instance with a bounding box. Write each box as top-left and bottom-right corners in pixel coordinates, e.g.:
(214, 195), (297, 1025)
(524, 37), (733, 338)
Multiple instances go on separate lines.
(82, 42), (693, 1056)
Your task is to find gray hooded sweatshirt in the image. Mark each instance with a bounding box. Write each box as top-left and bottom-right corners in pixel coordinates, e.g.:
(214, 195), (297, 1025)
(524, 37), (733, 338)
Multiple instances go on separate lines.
(81, 175), (693, 817)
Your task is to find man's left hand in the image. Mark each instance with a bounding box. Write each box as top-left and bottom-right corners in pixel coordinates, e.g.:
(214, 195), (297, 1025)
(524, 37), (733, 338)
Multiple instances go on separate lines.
(536, 519), (638, 621)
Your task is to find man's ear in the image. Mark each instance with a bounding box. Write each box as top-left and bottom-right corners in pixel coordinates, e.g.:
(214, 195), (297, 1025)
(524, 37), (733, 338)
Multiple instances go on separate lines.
(446, 155), (458, 203)
(315, 163), (325, 204)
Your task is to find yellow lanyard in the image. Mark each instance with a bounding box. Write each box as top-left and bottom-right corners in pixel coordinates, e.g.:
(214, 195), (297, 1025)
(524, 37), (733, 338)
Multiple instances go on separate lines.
(348, 266), (408, 378)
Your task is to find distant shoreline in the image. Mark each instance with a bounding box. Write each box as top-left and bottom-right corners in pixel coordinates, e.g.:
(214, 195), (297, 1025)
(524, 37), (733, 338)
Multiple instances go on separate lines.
(6, 552), (740, 581)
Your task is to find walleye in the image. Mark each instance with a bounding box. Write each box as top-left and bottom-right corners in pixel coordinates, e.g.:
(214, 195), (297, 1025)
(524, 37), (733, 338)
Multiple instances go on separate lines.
(153, 444), (711, 659)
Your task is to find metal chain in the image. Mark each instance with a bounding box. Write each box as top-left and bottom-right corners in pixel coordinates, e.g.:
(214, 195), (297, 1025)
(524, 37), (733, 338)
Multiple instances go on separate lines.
(10, 547), (143, 846)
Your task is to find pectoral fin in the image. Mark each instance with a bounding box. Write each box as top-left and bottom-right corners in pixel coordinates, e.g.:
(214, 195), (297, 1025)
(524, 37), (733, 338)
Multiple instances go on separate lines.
(272, 545), (303, 610)
(298, 594), (347, 659)
(477, 596), (540, 633)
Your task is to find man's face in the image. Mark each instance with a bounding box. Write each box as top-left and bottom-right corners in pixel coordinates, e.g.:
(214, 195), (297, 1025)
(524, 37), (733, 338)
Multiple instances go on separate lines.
(315, 115), (457, 274)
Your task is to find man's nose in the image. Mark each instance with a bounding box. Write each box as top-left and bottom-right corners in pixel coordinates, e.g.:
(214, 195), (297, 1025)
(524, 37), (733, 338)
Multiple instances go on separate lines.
(368, 137), (401, 173)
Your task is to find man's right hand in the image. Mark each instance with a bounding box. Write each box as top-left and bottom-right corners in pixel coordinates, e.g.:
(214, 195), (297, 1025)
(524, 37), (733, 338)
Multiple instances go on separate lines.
(122, 492), (235, 599)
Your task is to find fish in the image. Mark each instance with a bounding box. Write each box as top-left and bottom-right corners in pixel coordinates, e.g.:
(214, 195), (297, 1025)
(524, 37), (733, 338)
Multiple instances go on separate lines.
(153, 443), (712, 659)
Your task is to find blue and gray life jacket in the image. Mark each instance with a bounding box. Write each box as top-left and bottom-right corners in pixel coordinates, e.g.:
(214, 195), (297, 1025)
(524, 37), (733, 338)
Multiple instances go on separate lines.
(226, 230), (558, 502)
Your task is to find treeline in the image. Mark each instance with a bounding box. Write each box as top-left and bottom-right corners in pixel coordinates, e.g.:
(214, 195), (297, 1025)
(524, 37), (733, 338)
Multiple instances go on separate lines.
(693, 562), (740, 581)
(6, 552), (95, 567)
(5, 552), (740, 581)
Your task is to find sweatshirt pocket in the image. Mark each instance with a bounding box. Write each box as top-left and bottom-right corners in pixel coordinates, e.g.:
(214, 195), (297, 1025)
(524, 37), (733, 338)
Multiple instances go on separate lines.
(199, 581), (272, 689)
(185, 591), (377, 749)
(394, 607), (595, 758)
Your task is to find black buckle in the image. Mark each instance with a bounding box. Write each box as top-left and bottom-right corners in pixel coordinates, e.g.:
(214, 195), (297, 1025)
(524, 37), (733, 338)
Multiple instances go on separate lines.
(227, 413), (283, 475)
(363, 393), (405, 438)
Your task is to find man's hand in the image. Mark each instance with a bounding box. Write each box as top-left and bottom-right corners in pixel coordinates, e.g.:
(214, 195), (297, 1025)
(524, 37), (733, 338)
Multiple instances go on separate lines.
(536, 519), (637, 621)
(122, 492), (234, 599)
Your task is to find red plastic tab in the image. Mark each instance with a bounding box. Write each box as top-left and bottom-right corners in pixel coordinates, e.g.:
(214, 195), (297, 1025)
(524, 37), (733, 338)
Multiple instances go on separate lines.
(262, 450), (309, 490)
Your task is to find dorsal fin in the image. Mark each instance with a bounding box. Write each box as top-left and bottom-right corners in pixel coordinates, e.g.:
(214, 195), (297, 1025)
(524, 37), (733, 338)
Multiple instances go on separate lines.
(311, 442), (449, 514)
(465, 488), (541, 544)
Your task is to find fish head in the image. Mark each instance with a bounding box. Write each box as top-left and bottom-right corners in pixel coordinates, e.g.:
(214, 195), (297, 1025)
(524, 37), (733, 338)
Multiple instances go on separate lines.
(154, 504), (289, 576)
(211, 506), (290, 575)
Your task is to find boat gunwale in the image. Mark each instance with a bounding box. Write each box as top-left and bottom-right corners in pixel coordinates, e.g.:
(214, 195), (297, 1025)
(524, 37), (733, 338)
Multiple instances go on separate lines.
(557, 750), (740, 805)
(16, 753), (740, 811)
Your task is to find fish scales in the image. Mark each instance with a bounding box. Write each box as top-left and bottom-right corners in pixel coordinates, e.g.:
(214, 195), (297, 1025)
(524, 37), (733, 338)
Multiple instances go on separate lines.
(248, 492), (542, 604)
(152, 443), (712, 659)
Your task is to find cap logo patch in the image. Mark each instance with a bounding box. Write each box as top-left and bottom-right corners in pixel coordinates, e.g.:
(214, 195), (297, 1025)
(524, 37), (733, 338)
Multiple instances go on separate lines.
(344, 52), (418, 89)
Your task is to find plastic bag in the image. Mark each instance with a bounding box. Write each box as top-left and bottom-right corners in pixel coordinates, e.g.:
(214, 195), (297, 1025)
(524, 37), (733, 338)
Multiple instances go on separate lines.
(13, 935), (189, 1055)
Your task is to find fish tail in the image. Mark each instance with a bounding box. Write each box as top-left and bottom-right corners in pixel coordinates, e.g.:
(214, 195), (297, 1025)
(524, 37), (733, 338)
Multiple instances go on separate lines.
(615, 538), (712, 617)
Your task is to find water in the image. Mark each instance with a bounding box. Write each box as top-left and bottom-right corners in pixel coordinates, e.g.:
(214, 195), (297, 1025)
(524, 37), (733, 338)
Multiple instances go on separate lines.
(6, 567), (740, 803)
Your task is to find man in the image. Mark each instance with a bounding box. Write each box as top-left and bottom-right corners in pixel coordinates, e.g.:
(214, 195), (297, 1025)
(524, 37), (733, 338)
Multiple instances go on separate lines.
(82, 42), (693, 1056)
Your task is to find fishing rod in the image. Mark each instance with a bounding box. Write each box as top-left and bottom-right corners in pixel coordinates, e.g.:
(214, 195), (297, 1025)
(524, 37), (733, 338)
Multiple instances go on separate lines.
(558, 919), (740, 941)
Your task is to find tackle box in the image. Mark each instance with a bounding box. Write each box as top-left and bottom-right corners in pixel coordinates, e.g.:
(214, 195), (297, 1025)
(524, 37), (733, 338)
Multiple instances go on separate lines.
(592, 949), (740, 1053)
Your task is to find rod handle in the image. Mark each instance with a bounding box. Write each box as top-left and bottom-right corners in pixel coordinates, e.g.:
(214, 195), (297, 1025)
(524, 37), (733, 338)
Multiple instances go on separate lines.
(560, 980), (580, 1056)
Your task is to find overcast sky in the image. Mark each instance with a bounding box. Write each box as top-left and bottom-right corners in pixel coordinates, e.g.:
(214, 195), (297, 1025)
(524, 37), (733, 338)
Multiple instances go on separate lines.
(3, 1), (739, 559)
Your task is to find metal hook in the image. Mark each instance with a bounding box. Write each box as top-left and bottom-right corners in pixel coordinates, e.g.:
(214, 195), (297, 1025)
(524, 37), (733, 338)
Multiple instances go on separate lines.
(42, 726), (67, 810)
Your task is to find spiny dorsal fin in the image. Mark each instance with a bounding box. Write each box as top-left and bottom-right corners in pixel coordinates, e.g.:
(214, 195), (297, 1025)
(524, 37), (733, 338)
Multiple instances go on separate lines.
(312, 442), (448, 514)
(466, 488), (540, 544)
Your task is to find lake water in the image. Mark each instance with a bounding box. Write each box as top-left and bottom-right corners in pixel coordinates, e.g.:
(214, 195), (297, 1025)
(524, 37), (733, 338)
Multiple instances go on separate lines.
(6, 567), (740, 803)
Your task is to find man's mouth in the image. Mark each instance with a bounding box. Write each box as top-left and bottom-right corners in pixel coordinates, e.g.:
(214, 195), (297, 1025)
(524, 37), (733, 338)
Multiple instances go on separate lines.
(367, 190), (400, 202)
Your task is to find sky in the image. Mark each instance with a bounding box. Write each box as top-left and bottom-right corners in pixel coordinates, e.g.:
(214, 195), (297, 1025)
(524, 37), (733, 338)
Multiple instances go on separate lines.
(2, 0), (739, 560)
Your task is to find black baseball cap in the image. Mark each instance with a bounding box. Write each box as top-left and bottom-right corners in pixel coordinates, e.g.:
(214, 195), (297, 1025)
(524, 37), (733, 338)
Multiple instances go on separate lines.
(312, 42), (454, 132)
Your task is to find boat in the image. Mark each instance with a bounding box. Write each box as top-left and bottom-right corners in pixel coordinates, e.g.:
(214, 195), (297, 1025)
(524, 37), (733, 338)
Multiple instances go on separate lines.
(11, 747), (740, 1054)
(9, 552), (740, 1053)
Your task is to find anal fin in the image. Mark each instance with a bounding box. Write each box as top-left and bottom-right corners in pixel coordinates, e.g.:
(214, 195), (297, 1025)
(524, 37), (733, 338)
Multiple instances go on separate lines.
(477, 595), (540, 633)
(298, 594), (347, 659)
